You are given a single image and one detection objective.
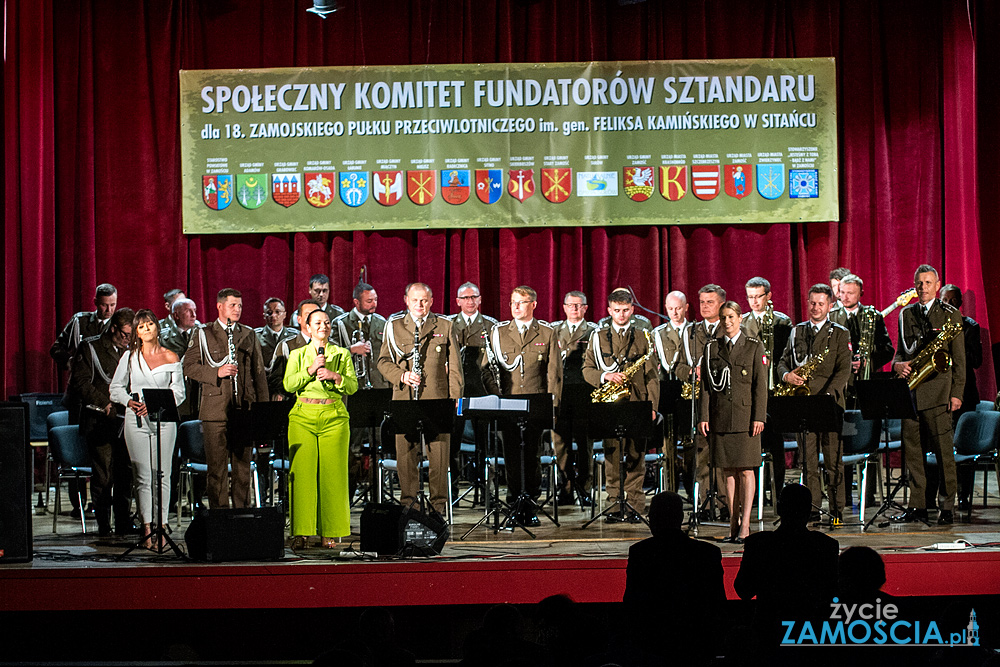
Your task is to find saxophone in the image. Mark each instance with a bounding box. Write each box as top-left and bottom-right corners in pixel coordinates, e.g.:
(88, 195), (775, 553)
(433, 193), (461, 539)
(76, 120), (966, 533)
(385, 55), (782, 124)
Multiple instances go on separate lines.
(411, 321), (422, 400)
(773, 335), (830, 397)
(681, 375), (700, 400)
(904, 320), (961, 390)
(856, 306), (877, 380)
(591, 330), (654, 403)
(226, 319), (238, 402)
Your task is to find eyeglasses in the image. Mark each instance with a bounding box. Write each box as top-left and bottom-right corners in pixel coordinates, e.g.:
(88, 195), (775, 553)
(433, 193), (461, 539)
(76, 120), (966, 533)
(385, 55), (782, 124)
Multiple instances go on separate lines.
(563, 303), (585, 309)
(457, 295), (480, 300)
(510, 300), (534, 306)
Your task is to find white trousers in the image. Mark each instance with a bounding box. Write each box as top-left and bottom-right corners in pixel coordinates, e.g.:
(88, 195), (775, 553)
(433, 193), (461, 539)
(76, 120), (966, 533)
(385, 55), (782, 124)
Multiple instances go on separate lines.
(123, 418), (177, 525)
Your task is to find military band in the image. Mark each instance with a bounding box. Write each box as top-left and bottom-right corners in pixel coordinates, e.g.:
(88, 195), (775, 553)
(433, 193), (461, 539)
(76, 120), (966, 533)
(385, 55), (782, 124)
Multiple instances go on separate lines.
(47, 261), (977, 536)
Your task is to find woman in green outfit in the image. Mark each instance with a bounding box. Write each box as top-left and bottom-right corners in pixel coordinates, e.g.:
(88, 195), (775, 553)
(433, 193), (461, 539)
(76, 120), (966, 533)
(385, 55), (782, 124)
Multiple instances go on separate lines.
(283, 309), (358, 549)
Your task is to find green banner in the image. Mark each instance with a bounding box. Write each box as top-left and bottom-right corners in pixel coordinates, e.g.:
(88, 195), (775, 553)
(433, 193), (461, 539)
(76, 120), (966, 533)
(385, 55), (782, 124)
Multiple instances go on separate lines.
(180, 58), (838, 234)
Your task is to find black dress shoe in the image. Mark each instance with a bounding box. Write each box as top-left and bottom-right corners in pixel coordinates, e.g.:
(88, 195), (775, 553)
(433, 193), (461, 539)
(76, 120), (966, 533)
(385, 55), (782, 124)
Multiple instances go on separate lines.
(556, 490), (575, 506)
(891, 508), (929, 523)
(605, 512), (626, 524)
(578, 494), (595, 508)
(626, 511), (643, 524)
(938, 509), (954, 526)
(519, 512), (540, 527)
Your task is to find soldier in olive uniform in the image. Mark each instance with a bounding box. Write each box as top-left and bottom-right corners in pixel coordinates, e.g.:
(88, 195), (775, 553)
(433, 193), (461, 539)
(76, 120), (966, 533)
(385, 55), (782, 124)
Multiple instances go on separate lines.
(892, 265), (966, 525)
(482, 286), (562, 525)
(582, 289), (659, 520)
(255, 298), (298, 369)
(686, 285), (728, 516)
(652, 291), (694, 495)
(183, 288), (269, 509)
(51, 283), (118, 371)
(290, 274), (345, 329)
(776, 284), (852, 522)
(332, 282), (389, 502)
(742, 277), (794, 500)
(448, 282), (498, 502)
(68, 308), (135, 536)
(698, 301), (768, 542)
(829, 275), (895, 396)
(376, 283), (463, 516)
(551, 291), (598, 507)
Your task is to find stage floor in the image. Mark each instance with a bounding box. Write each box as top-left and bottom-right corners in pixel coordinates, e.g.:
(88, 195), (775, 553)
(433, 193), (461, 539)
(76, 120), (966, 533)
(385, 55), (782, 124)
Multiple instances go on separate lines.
(5, 476), (1000, 612)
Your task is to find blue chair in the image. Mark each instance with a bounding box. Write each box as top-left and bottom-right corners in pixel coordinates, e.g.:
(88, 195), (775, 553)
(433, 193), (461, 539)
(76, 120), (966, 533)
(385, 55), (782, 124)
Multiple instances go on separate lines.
(379, 457), (454, 523)
(48, 425), (91, 534)
(175, 420), (207, 527)
(43, 411), (71, 509)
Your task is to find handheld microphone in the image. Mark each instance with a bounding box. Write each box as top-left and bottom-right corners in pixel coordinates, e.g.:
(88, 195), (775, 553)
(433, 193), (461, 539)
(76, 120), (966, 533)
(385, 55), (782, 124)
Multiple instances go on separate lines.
(317, 346), (325, 356)
(132, 393), (142, 427)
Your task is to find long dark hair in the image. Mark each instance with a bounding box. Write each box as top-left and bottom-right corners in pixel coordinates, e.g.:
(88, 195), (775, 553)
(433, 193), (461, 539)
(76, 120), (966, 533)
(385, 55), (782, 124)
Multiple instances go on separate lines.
(128, 309), (160, 361)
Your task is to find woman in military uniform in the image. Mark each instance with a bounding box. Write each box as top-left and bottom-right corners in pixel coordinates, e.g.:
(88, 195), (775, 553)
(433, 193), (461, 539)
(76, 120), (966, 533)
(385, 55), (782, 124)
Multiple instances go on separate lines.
(698, 302), (767, 543)
(283, 310), (358, 549)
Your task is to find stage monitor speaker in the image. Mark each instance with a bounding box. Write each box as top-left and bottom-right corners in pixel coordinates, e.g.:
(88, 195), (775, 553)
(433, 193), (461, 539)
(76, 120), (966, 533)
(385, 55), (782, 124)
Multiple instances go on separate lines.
(360, 502), (403, 555)
(13, 393), (65, 441)
(184, 507), (284, 562)
(360, 502), (447, 557)
(0, 402), (32, 563)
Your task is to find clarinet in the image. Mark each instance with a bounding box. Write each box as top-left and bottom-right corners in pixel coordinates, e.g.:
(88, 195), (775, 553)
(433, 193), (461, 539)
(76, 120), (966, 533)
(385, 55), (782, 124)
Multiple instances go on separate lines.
(411, 321), (422, 400)
(226, 318), (238, 402)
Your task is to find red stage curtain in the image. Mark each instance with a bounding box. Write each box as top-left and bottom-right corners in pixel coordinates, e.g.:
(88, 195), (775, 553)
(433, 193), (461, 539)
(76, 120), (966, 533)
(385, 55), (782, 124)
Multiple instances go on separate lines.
(4, 0), (996, 400)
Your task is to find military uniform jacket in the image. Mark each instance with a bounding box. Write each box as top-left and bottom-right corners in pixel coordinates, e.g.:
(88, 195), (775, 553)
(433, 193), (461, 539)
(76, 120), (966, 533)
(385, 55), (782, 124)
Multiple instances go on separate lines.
(448, 312), (498, 397)
(267, 333), (309, 399)
(482, 319), (563, 406)
(652, 320), (693, 381)
(331, 310), (389, 389)
(893, 300), (966, 410)
(829, 305), (895, 378)
(582, 325), (659, 407)
(69, 333), (125, 415)
(51, 311), (108, 370)
(376, 312), (463, 401)
(698, 335), (768, 432)
(182, 321), (269, 420)
(290, 302), (344, 329)
(776, 321), (852, 409)
(687, 320), (727, 370)
(159, 317), (194, 358)
(552, 319), (598, 385)
(254, 325), (299, 369)
(597, 313), (653, 331)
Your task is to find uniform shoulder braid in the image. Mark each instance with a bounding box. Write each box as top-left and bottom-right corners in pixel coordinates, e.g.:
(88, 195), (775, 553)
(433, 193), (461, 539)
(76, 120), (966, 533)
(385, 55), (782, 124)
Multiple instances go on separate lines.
(482, 314), (499, 325)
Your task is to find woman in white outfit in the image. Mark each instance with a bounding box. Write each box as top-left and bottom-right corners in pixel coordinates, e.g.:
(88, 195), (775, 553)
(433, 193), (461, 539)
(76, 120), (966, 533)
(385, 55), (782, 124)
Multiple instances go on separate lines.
(110, 309), (185, 548)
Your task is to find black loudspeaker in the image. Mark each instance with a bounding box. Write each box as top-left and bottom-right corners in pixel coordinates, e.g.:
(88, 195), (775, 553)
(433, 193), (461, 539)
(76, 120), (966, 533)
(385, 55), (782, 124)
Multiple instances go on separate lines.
(13, 393), (65, 440)
(360, 502), (403, 555)
(184, 507), (284, 562)
(360, 502), (448, 557)
(0, 403), (32, 563)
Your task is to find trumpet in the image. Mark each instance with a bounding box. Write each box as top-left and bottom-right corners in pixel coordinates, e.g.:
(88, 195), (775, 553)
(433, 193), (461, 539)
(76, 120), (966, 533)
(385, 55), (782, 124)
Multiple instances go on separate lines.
(352, 321), (372, 390)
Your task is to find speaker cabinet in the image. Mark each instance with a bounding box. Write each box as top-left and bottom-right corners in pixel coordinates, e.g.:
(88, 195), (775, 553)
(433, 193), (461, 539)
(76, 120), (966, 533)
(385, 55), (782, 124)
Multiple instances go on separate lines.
(0, 403), (32, 563)
(184, 507), (284, 562)
(361, 502), (447, 557)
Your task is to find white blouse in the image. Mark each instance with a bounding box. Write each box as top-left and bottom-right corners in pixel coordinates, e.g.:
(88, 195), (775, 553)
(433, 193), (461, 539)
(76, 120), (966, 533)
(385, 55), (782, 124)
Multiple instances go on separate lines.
(109, 353), (185, 410)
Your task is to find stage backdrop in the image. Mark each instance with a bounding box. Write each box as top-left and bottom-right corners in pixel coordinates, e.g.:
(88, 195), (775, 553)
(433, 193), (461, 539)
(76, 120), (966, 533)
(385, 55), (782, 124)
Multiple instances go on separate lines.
(4, 0), (997, 401)
(180, 58), (838, 232)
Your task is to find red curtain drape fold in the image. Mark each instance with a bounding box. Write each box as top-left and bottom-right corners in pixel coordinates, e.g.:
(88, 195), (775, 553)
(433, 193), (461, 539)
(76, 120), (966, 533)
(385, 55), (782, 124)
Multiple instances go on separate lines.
(5, 0), (996, 399)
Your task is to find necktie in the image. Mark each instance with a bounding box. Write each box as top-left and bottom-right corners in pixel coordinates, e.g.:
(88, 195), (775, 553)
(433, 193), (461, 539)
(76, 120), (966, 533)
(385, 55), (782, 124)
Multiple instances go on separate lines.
(727, 339), (734, 352)
(569, 324), (576, 336)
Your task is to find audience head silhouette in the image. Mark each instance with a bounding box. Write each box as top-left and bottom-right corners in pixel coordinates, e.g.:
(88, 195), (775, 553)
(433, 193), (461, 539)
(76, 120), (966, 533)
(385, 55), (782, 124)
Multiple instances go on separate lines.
(838, 546), (887, 601)
(776, 484), (813, 526)
(647, 491), (685, 537)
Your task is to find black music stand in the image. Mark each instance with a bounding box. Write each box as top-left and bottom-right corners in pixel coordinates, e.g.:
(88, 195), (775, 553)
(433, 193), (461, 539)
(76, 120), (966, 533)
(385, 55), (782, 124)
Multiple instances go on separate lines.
(553, 384), (593, 507)
(389, 399), (454, 520)
(249, 400), (293, 512)
(457, 395), (530, 539)
(347, 389), (392, 506)
(855, 379), (923, 530)
(118, 388), (184, 560)
(768, 395), (844, 524)
(658, 380), (685, 493)
(583, 401), (654, 528)
(496, 393), (558, 536)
